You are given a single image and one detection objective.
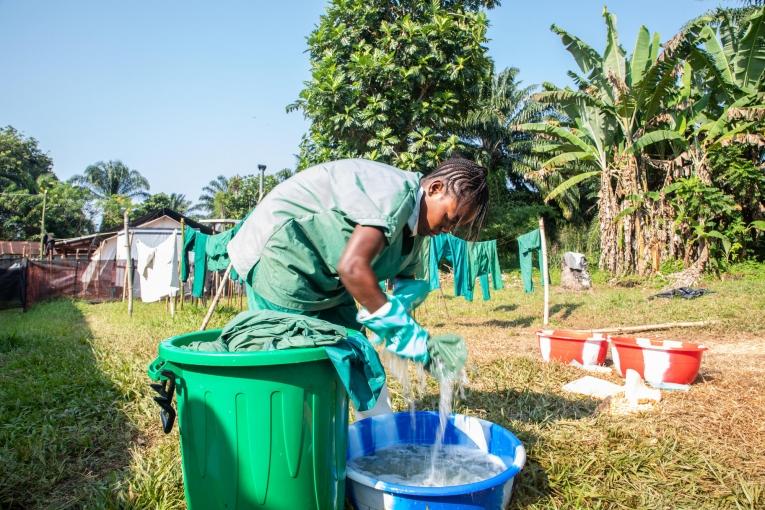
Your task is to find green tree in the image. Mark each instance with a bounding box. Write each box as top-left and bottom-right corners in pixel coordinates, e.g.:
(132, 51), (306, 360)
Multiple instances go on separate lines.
(460, 68), (548, 192)
(99, 195), (134, 232)
(132, 192), (202, 219)
(69, 160), (150, 200)
(214, 170), (294, 219)
(198, 175), (229, 218)
(665, 7), (765, 267)
(290, 0), (496, 171)
(0, 127), (93, 240)
(457, 66), (562, 250)
(0, 174), (93, 240)
(0, 126), (54, 192)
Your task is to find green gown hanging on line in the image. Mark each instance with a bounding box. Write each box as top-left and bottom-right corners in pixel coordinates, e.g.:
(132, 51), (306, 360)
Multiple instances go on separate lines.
(517, 228), (546, 293)
(427, 234), (503, 301)
(180, 223), (243, 298)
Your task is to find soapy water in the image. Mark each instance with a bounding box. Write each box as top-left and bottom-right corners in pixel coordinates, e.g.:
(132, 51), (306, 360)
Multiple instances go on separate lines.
(348, 443), (506, 487)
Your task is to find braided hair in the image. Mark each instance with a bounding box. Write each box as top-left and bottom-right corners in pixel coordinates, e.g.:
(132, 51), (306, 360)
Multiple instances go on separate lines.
(423, 157), (489, 241)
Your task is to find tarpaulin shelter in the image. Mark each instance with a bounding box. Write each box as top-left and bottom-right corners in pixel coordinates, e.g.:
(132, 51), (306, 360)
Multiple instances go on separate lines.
(81, 209), (212, 301)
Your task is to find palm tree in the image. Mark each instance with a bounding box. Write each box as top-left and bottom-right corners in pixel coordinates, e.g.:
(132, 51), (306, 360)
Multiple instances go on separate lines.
(132, 192), (204, 219)
(69, 160), (150, 200)
(198, 175), (229, 218)
(166, 192), (204, 215)
(461, 67), (549, 191)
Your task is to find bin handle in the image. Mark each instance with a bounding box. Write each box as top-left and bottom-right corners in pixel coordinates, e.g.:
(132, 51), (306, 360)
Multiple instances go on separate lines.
(147, 357), (177, 434)
(149, 371), (177, 434)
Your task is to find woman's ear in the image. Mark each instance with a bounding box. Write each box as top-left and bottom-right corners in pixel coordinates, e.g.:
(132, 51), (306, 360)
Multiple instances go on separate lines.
(426, 178), (445, 196)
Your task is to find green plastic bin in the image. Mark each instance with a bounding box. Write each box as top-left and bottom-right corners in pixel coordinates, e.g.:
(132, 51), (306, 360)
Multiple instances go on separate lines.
(147, 329), (349, 510)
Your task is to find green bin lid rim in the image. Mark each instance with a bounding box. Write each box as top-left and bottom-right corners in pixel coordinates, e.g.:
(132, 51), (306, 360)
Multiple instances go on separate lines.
(156, 328), (330, 367)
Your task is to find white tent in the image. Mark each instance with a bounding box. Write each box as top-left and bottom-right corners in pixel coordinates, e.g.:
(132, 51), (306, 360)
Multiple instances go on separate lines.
(81, 212), (204, 300)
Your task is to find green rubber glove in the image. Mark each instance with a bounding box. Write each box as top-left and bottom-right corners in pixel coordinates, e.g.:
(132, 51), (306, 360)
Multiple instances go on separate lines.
(392, 278), (430, 312)
(426, 333), (468, 381)
(357, 295), (430, 364)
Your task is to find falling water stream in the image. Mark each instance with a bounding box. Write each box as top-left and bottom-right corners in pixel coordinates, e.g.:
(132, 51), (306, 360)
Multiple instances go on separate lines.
(349, 353), (506, 487)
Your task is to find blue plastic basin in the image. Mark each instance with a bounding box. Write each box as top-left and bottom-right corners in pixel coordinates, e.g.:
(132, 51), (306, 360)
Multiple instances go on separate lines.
(346, 412), (526, 510)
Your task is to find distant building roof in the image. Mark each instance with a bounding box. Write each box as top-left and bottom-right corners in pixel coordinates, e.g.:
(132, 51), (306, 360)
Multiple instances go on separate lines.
(53, 209), (214, 253)
(54, 232), (116, 251)
(129, 208), (213, 234)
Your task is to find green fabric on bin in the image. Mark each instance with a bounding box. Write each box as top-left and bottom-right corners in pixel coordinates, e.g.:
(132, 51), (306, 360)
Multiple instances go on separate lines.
(426, 333), (468, 381)
(517, 229), (545, 293)
(468, 239), (503, 301)
(185, 310), (385, 412)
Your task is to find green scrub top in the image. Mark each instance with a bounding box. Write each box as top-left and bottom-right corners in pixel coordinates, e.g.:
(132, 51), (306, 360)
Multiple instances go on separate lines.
(227, 159), (427, 312)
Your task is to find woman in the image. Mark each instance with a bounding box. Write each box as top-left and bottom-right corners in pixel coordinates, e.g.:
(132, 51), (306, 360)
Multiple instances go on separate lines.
(227, 157), (488, 374)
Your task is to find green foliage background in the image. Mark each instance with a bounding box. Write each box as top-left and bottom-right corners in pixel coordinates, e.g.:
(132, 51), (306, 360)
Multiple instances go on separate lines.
(291, 0), (495, 171)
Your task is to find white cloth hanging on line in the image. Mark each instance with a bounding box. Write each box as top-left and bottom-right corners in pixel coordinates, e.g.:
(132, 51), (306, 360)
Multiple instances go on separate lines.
(135, 233), (179, 302)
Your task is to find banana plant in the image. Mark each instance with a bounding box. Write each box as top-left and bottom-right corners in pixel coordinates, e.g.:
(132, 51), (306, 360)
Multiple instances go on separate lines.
(519, 7), (701, 274)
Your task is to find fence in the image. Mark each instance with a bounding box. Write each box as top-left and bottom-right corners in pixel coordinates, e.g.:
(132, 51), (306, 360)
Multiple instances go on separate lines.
(25, 259), (133, 308)
(0, 257), (247, 311)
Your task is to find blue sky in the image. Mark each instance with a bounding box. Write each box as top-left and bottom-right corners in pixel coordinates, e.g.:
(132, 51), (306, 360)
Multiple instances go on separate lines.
(1, 0), (725, 203)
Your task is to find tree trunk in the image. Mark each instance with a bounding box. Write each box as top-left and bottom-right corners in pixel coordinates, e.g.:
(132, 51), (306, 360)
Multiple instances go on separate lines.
(598, 169), (620, 273)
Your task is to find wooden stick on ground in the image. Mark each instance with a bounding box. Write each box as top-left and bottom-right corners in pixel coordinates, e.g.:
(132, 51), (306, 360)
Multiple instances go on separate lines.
(592, 320), (719, 334)
(200, 262), (233, 331)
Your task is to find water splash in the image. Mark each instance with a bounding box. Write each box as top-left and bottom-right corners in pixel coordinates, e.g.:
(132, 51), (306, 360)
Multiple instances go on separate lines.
(380, 352), (469, 485)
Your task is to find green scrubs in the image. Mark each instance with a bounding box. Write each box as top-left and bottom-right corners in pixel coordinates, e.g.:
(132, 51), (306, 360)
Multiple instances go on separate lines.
(227, 159), (427, 329)
(517, 228), (545, 293)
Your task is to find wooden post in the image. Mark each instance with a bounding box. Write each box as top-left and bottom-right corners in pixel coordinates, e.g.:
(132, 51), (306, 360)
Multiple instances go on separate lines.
(39, 189), (48, 259)
(200, 262), (233, 331)
(122, 257), (127, 301)
(124, 211), (133, 317)
(179, 219), (185, 309)
(539, 217), (550, 326)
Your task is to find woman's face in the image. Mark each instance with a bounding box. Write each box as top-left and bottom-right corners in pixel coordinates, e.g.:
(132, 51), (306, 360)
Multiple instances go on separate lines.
(418, 179), (477, 237)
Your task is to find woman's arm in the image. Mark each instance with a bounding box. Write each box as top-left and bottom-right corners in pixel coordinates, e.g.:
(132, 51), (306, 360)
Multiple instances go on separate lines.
(337, 225), (387, 313)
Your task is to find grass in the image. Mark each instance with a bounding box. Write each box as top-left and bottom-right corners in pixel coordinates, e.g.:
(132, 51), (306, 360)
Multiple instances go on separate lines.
(1, 265), (764, 509)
